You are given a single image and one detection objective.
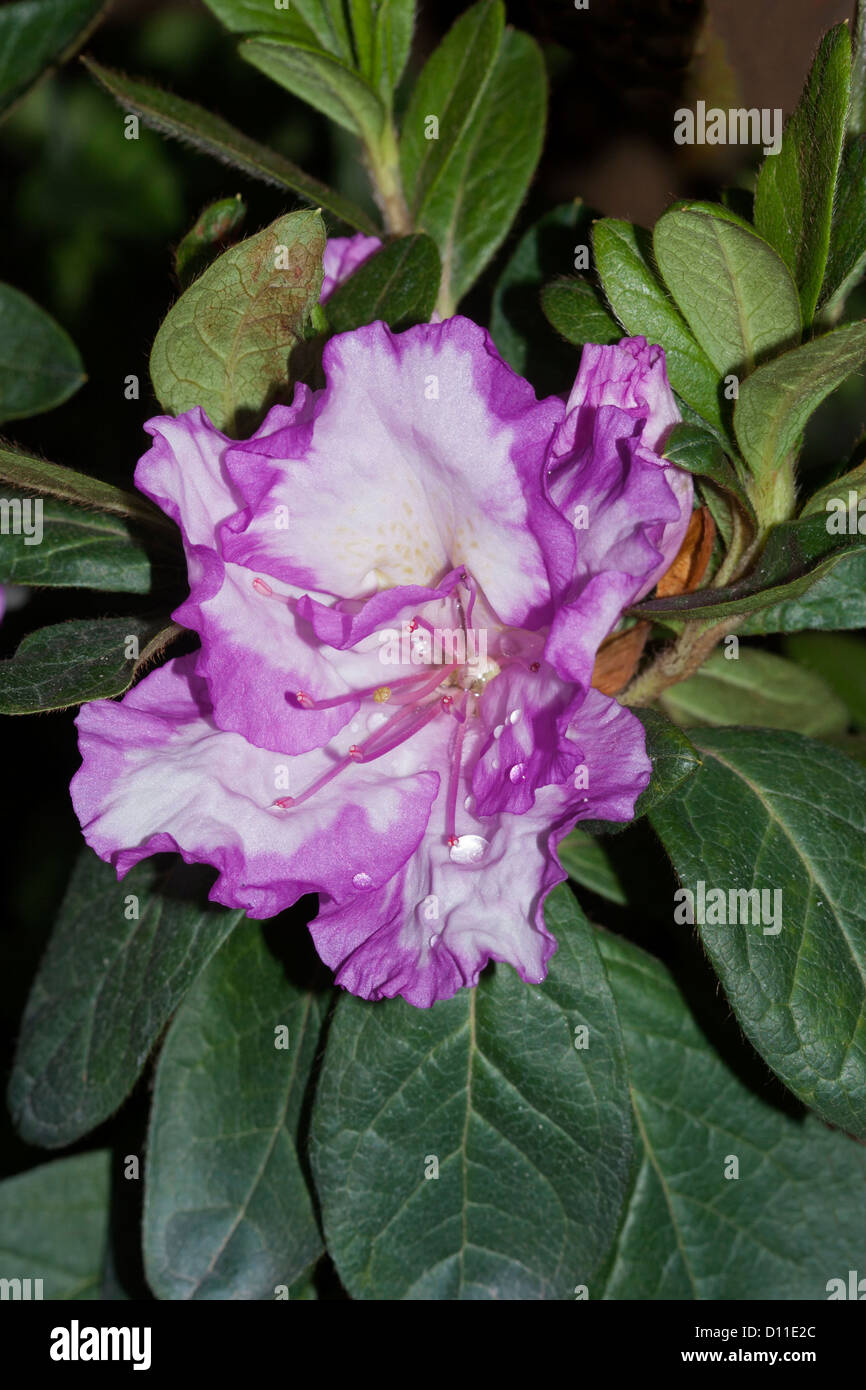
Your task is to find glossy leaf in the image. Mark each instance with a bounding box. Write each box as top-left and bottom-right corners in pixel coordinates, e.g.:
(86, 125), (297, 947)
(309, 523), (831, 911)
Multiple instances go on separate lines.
(324, 233), (439, 331)
(310, 885), (632, 1299)
(541, 278), (621, 349)
(144, 926), (325, 1300)
(651, 729), (866, 1138)
(0, 0), (104, 119)
(580, 708), (701, 836)
(150, 209), (325, 436)
(8, 852), (243, 1148)
(0, 283), (85, 423)
(661, 422), (754, 522)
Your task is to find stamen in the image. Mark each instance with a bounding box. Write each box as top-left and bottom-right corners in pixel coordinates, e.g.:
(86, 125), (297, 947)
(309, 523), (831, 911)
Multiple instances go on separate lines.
(252, 577), (274, 597)
(443, 697), (470, 844)
(291, 668), (452, 712)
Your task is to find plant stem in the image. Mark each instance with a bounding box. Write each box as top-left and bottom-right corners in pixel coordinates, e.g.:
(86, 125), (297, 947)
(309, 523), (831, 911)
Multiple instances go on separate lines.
(364, 120), (411, 235)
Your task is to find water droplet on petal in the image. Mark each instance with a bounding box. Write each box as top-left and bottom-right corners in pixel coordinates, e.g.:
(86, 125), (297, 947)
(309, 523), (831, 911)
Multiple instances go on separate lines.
(464, 794), (475, 812)
(428, 933), (439, 948)
(493, 724), (504, 739)
(509, 709), (522, 725)
(366, 710), (388, 732)
(349, 720), (360, 734)
(492, 759), (499, 769)
(509, 763), (526, 784)
(448, 834), (489, 864)
(352, 871), (374, 889)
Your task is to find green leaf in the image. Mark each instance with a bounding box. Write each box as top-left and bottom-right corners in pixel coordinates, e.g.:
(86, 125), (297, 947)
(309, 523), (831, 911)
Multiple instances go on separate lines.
(632, 510), (866, 625)
(0, 617), (178, 715)
(754, 23), (851, 323)
(310, 884), (632, 1299)
(783, 631), (866, 727)
(651, 729), (866, 1138)
(0, 491), (153, 592)
(399, 0), (504, 222)
(654, 207), (801, 379)
(8, 851), (243, 1148)
(580, 708), (701, 836)
(734, 322), (866, 481)
(662, 422), (755, 522)
(660, 647), (849, 736)
(0, 283), (85, 422)
(150, 209), (325, 436)
(800, 458), (866, 520)
(738, 550), (866, 634)
(324, 233), (439, 331)
(202, 0), (353, 57)
(823, 136), (866, 306)
(852, 0), (866, 137)
(557, 832), (627, 905)
(489, 202), (602, 393)
(0, 1152), (111, 1300)
(176, 195), (247, 288)
(0, 0), (105, 120)
(144, 925), (325, 1300)
(598, 931), (866, 1299)
(540, 278), (621, 348)
(241, 37), (385, 140)
(592, 219), (726, 437)
(349, 0), (415, 100)
(0, 439), (169, 527)
(83, 59), (379, 236)
(400, 4), (546, 308)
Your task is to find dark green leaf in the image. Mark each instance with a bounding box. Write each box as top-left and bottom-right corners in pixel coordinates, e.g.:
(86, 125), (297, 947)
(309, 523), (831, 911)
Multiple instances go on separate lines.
(8, 851), (243, 1148)
(202, 0), (353, 56)
(0, 439), (169, 527)
(734, 322), (866, 482)
(0, 0), (105, 120)
(598, 931), (866, 1299)
(557, 832), (627, 904)
(800, 458), (866, 520)
(824, 136), (866, 306)
(150, 209), (325, 436)
(784, 631), (866, 727)
(654, 207), (801, 379)
(241, 37), (384, 139)
(324, 233), (439, 331)
(651, 729), (866, 1138)
(660, 647), (849, 736)
(662, 422), (755, 522)
(580, 708), (701, 836)
(310, 884), (632, 1299)
(540, 278), (621, 348)
(632, 510), (866, 624)
(349, 0), (415, 101)
(176, 195), (247, 288)
(0, 283), (85, 422)
(144, 925), (325, 1300)
(0, 491), (152, 592)
(0, 617), (178, 715)
(0, 1152), (111, 1300)
(83, 58), (379, 235)
(738, 550), (866, 634)
(754, 23), (851, 323)
(592, 219), (726, 437)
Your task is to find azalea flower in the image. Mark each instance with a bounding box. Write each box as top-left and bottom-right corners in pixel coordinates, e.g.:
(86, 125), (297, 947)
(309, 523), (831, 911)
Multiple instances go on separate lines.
(71, 319), (691, 1006)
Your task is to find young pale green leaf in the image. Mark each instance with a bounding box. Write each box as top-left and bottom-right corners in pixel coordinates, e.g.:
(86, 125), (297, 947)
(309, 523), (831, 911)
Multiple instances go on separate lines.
(8, 852), (244, 1148)
(541, 278), (622, 349)
(0, 440), (168, 526)
(662, 422), (755, 522)
(580, 708), (701, 836)
(310, 884), (632, 1299)
(489, 202), (598, 394)
(0, 1152), (111, 1300)
(0, 491), (153, 593)
(324, 233), (439, 331)
(176, 195), (247, 288)
(754, 23), (851, 323)
(241, 37), (385, 140)
(651, 729), (866, 1138)
(592, 220), (726, 437)
(202, 0), (352, 55)
(399, 0), (504, 221)
(144, 926), (326, 1300)
(631, 511), (866, 625)
(734, 322), (866, 480)
(597, 931), (866, 1299)
(411, 28), (547, 312)
(0, 284), (85, 422)
(83, 59), (379, 235)
(557, 832), (627, 905)
(654, 208), (801, 379)
(0, 617), (178, 715)
(660, 647), (849, 737)
(0, 0), (105, 120)
(150, 209), (325, 436)
(784, 631), (866, 728)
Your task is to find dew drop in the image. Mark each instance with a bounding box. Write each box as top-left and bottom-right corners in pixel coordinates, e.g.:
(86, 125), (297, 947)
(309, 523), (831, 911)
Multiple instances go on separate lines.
(352, 871), (374, 889)
(493, 723), (504, 739)
(509, 762), (526, 784)
(508, 708), (522, 725)
(464, 793), (475, 812)
(492, 759), (499, 770)
(366, 710), (388, 732)
(428, 933), (440, 948)
(448, 834), (489, 865)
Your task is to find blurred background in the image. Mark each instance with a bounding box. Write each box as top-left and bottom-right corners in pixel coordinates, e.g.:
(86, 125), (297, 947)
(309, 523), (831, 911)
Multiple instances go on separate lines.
(0, 0), (862, 1191)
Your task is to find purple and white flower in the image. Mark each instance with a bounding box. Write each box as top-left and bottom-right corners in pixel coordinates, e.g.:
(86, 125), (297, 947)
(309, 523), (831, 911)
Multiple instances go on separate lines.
(71, 318), (691, 1006)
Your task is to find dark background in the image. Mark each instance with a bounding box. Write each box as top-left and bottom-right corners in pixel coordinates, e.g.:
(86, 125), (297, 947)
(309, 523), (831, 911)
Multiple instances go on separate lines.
(0, 0), (861, 1192)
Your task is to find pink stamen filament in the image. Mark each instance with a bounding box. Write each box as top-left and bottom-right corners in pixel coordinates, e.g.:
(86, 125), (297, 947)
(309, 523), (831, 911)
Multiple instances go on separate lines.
(443, 695), (470, 843)
(293, 662), (459, 712)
